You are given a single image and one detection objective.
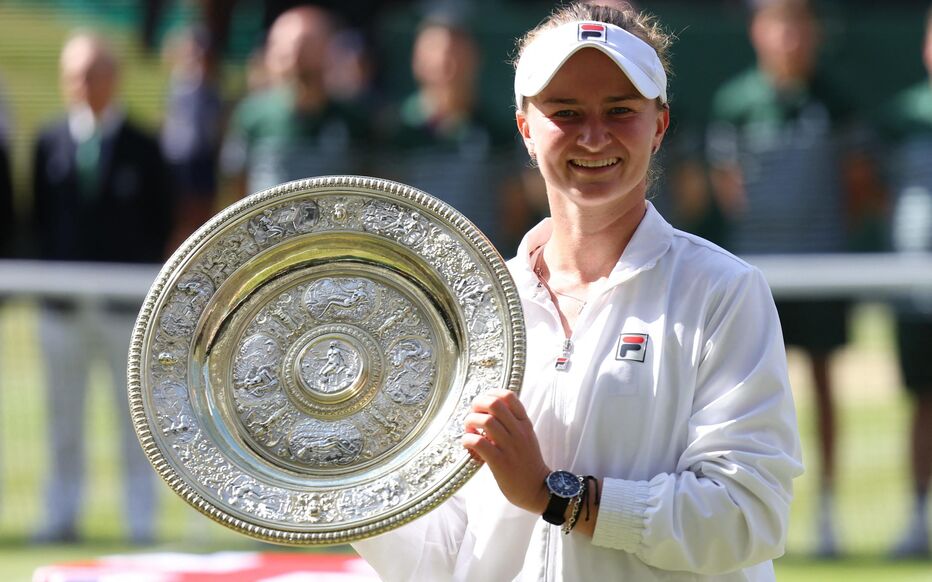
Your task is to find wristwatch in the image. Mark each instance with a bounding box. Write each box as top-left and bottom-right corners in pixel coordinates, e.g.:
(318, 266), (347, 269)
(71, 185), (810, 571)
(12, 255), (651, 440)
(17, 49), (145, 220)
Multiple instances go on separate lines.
(542, 470), (583, 525)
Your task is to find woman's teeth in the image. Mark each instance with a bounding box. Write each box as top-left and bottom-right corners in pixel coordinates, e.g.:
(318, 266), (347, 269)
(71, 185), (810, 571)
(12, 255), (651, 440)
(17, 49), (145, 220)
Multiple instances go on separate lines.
(571, 158), (619, 168)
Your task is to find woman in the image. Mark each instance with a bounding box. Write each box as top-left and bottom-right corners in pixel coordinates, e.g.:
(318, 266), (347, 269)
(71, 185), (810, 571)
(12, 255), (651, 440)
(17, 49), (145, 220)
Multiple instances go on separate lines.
(353, 4), (802, 580)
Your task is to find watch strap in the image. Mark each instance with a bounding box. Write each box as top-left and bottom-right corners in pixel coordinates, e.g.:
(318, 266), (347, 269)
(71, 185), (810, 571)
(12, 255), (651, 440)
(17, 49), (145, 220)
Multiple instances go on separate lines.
(542, 494), (571, 525)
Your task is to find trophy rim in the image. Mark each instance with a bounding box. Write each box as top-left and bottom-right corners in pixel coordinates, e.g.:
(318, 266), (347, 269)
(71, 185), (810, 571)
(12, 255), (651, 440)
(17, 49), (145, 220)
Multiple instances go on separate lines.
(127, 175), (526, 545)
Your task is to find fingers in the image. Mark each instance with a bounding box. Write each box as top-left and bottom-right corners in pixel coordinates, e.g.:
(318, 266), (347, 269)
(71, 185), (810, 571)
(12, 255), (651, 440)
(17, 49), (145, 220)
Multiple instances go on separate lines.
(461, 389), (532, 464)
(470, 389), (529, 431)
(460, 431), (496, 464)
(462, 389), (530, 463)
(464, 411), (510, 445)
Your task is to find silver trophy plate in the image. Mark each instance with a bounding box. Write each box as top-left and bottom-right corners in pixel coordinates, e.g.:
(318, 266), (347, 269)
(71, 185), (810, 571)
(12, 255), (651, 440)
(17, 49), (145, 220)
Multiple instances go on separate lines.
(128, 176), (525, 545)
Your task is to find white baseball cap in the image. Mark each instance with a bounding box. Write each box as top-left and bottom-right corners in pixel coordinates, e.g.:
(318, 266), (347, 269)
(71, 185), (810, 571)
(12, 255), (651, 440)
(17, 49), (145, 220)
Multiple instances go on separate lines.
(514, 20), (667, 109)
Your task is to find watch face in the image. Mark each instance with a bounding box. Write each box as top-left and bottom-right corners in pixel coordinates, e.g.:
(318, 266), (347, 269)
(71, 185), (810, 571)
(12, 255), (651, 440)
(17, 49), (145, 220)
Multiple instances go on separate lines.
(546, 470), (581, 498)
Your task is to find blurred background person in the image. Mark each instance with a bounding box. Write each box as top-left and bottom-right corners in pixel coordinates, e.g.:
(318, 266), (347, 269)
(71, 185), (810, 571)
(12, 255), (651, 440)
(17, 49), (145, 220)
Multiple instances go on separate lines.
(605, 0), (728, 247)
(160, 25), (223, 251)
(650, 126), (729, 248)
(142, 0), (235, 72)
(0, 78), (12, 258)
(881, 7), (932, 559)
(29, 32), (169, 544)
(706, 0), (885, 557)
(219, 4), (370, 200)
(0, 76), (9, 518)
(376, 9), (527, 253)
(324, 26), (379, 109)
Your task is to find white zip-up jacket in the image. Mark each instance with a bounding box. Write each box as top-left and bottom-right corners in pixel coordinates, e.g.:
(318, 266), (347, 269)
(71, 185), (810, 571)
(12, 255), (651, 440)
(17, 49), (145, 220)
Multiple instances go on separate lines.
(354, 203), (804, 581)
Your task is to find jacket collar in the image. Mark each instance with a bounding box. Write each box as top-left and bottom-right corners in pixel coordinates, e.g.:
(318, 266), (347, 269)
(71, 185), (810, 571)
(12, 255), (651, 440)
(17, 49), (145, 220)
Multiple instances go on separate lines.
(512, 201), (673, 294)
(67, 103), (124, 143)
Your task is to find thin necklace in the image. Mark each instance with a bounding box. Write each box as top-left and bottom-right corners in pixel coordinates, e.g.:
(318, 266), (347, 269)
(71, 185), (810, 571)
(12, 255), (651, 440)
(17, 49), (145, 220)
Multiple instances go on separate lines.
(533, 246), (588, 308)
(532, 244), (584, 371)
(551, 288), (587, 305)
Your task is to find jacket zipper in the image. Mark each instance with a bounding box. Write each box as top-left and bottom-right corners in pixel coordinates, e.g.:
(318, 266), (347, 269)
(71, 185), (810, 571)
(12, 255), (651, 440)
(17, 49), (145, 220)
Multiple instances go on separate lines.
(534, 265), (597, 581)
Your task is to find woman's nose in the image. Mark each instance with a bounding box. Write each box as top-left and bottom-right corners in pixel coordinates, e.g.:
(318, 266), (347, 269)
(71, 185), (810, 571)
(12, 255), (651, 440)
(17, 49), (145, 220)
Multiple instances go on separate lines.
(577, 117), (611, 151)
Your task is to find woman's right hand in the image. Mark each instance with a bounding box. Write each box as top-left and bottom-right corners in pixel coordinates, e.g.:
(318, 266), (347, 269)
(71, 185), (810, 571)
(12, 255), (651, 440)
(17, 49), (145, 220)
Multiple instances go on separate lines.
(461, 389), (551, 514)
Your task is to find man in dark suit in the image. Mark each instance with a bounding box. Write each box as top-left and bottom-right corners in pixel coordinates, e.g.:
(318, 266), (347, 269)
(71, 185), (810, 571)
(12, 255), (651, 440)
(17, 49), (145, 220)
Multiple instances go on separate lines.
(0, 143), (11, 257)
(31, 32), (170, 544)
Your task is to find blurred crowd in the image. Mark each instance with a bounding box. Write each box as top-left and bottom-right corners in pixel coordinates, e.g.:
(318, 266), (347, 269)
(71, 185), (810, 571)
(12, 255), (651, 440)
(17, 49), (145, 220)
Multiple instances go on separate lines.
(1, 0), (931, 560)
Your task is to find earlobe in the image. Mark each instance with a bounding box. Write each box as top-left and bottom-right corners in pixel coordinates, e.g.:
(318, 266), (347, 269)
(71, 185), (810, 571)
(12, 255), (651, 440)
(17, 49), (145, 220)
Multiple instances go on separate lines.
(653, 106), (670, 151)
(516, 109), (536, 157)
(657, 106), (670, 133)
(516, 110), (531, 140)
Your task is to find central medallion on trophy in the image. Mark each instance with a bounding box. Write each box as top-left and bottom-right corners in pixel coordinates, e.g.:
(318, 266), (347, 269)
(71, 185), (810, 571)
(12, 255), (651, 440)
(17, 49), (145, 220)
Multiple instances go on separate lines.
(295, 335), (365, 401)
(281, 323), (382, 417)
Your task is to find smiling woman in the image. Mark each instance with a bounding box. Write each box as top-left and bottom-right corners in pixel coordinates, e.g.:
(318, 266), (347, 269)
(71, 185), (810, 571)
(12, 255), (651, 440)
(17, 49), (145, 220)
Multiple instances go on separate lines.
(353, 3), (804, 580)
(516, 48), (668, 239)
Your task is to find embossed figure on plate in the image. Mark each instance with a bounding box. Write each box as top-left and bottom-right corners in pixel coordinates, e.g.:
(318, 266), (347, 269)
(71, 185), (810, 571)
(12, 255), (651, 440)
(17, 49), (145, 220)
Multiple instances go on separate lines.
(298, 338), (362, 395)
(249, 210), (287, 245)
(266, 292), (304, 333)
(239, 394), (291, 448)
(332, 202), (349, 223)
(287, 419), (363, 467)
(152, 381), (198, 443)
(304, 277), (378, 321)
(234, 333), (283, 398)
(160, 274), (214, 337)
(375, 297), (421, 337)
(454, 274), (492, 320)
(247, 201), (319, 246)
(202, 231), (259, 283)
(361, 201), (428, 246)
(287, 201), (320, 232)
(385, 338), (434, 405)
(289, 491), (336, 524)
(338, 476), (405, 519)
(223, 474), (287, 519)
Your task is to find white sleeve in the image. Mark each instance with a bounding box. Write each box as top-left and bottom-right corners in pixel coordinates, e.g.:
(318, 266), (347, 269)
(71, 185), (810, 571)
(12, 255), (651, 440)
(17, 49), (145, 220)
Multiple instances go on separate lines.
(591, 267), (804, 575)
(352, 491), (468, 582)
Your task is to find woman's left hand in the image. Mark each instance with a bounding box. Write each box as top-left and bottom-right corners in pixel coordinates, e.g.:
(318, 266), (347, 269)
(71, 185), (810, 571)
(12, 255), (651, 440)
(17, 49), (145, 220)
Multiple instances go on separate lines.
(461, 388), (550, 514)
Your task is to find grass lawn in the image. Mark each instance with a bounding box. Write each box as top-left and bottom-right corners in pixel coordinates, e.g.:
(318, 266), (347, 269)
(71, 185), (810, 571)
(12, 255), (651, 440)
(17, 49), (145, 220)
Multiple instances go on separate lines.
(774, 556), (932, 581)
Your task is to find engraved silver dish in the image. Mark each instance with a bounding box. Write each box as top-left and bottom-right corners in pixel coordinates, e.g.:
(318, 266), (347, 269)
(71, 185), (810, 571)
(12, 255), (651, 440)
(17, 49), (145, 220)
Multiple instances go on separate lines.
(128, 176), (525, 545)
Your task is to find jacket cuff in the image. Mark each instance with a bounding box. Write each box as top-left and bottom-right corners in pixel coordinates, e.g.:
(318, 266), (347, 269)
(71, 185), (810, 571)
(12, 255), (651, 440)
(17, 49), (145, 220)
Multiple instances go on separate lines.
(591, 477), (650, 551)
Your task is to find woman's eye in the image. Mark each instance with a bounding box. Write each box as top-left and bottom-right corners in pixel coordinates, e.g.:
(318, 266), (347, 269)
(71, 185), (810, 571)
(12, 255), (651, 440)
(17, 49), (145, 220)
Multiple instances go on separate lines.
(609, 106), (633, 115)
(552, 109), (578, 118)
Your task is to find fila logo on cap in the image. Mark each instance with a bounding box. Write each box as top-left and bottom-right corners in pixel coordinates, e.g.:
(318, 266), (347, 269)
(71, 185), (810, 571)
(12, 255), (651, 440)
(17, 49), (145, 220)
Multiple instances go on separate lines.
(616, 333), (648, 362)
(578, 23), (607, 42)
